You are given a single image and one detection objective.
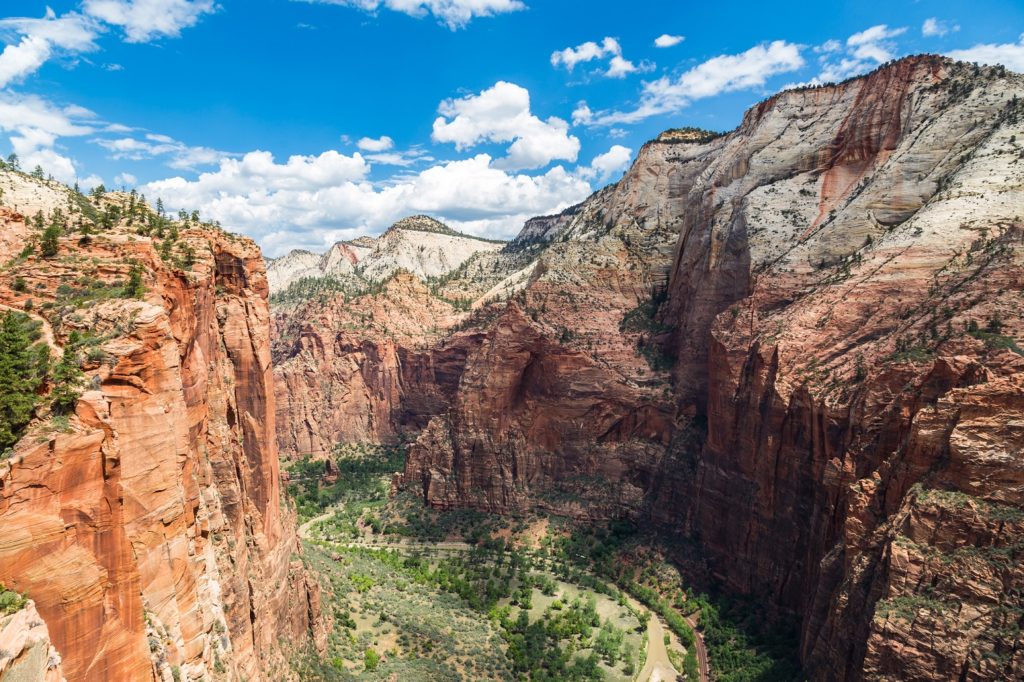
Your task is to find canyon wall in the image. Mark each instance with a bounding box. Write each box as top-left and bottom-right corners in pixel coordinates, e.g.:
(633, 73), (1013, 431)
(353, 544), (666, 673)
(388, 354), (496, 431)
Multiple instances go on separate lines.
(393, 56), (1024, 680)
(0, 189), (319, 681)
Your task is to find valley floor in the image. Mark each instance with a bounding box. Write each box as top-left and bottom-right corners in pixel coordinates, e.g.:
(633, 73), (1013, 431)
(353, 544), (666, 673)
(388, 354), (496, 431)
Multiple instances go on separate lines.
(285, 443), (795, 682)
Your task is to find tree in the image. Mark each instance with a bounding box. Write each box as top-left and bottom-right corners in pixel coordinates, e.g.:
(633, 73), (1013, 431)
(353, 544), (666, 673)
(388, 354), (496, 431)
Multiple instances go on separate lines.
(31, 165), (45, 180)
(363, 648), (379, 671)
(156, 198), (164, 216)
(6, 153), (19, 170)
(124, 262), (145, 298)
(40, 224), (61, 258)
(50, 348), (83, 415)
(0, 312), (50, 451)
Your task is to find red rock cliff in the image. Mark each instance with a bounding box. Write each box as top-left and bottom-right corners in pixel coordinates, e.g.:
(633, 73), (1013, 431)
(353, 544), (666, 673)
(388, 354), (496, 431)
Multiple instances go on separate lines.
(0, 187), (319, 681)
(397, 56), (1024, 680)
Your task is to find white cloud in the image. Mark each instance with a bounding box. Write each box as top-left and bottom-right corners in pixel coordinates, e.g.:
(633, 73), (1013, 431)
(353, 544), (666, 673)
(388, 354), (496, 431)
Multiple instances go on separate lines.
(0, 93), (97, 184)
(0, 10), (100, 88)
(115, 172), (137, 186)
(846, 24), (906, 63)
(815, 39), (841, 54)
(578, 144), (632, 182)
(606, 55), (639, 79)
(144, 152), (592, 255)
(92, 132), (231, 170)
(82, 0), (217, 43)
(357, 135), (394, 152)
(552, 37), (620, 71)
(654, 34), (683, 48)
(572, 102), (593, 126)
(585, 40), (804, 126)
(296, 0), (525, 30)
(948, 34), (1024, 72)
(363, 147), (433, 167)
(551, 36), (647, 79)
(922, 18), (958, 38)
(432, 81), (580, 170)
(810, 24), (908, 84)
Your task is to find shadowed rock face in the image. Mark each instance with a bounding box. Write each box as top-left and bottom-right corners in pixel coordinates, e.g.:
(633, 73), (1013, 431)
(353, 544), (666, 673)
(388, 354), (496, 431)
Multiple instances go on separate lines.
(0, 187), (320, 682)
(388, 56), (1024, 680)
(272, 272), (482, 458)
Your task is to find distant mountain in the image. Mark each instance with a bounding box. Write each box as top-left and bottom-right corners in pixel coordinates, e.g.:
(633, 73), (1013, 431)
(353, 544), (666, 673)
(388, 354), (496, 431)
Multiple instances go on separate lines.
(265, 215), (504, 294)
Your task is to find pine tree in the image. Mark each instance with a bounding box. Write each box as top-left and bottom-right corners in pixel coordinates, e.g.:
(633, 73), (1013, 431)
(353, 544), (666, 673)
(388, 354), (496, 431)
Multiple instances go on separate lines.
(124, 262), (145, 298)
(0, 312), (49, 451)
(31, 165), (45, 179)
(40, 224), (61, 258)
(50, 348), (84, 415)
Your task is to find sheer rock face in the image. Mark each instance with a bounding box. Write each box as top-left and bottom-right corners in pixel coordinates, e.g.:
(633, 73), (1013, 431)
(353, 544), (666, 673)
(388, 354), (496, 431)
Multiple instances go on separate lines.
(396, 57), (1024, 680)
(404, 304), (672, 516)
(272, 272), (481, 458)
(654, 57), (1024, 680)
(0, 195), (318, 682)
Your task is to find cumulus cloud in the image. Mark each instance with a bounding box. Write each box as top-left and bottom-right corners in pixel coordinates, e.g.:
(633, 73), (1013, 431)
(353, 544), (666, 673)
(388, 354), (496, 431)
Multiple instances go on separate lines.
(82, 0), (217, 43)
(810, 24), (908, 84)
(922, 18), (958, 38)
(552, 37), (620, 71)
(846, 24), (906, 63)
(432, 81), (580, 170)
(357, 135), (394, 152)
(115, 172), (137, 186)
(0, 9), (100, 88)
(584, 40), (804, 126)
(144, 152), (592, 255)
(551, 36), (647, 79)
(0, 1), (215, 97)
(0, 93), (98, 184)
(296, 0), (525, 30)
(948, 34), (1024, 72)
(578, 144), (632, 182)
(654, 34), (683, 48)
(571, 102), (593, 126)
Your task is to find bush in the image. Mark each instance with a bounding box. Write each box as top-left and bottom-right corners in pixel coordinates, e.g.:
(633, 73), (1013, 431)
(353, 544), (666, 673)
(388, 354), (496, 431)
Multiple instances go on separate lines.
(0, 584), (28, 616)
(363, 648), (379, 671)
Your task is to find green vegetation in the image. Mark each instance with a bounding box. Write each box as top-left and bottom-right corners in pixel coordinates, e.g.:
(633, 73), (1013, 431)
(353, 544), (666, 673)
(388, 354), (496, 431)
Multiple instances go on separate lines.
(657, 127), (725, 144)
(285, 443), (405, 522)
(50, 347), (84, 414)
(39, 223), (61, 258)
(0, 584), (28, 616)
(0, 311), (50, 452)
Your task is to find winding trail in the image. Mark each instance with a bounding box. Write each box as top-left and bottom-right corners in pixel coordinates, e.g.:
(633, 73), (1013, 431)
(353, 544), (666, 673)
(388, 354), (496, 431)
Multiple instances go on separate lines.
(298, 510), (710, 682)
(0, 303), (61, 357)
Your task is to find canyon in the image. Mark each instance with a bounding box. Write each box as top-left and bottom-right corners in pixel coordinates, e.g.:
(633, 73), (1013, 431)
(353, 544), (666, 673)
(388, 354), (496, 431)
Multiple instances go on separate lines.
(1, 54), (1022, 682)
(271, 56), (1024, 681)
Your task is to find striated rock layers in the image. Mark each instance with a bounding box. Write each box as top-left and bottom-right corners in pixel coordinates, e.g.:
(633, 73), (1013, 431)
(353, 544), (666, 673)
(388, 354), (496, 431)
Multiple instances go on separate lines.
(272, 272), (482, 458)
(0, 182), (320, 682)
(395, 56), (1024, 680)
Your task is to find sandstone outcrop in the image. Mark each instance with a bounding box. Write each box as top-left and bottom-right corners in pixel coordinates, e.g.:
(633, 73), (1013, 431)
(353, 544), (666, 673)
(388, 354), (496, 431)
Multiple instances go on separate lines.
(391, 56), (1024, 680)
(0, 174), (320, 682)
(0, 600), (65, 682)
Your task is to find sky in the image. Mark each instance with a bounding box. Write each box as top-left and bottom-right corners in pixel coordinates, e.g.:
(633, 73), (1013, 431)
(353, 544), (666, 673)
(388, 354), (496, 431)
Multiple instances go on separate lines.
(0, 1), (1023, 256)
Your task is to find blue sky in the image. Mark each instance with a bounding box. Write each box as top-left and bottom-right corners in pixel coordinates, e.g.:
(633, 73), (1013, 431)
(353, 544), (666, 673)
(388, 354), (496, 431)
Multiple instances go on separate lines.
(1, 0), (1022, 255)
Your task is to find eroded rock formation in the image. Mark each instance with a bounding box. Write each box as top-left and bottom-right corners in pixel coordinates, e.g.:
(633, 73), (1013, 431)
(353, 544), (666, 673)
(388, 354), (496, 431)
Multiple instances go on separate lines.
(389, 56), (1024, 680)
(0, 178), (320, 681)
